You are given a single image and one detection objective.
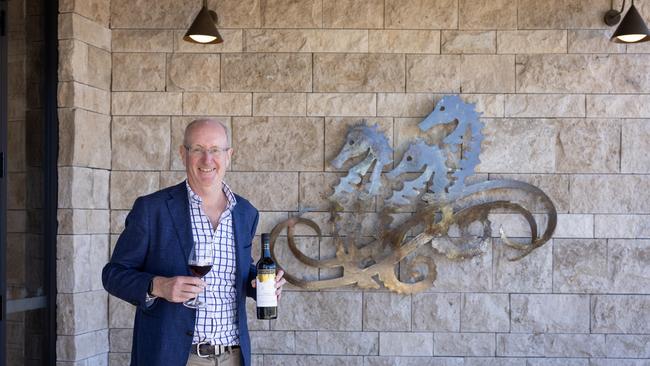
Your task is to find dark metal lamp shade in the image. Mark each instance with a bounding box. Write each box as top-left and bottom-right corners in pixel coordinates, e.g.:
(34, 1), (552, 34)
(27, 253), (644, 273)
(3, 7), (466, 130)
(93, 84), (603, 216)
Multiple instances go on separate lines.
(184, 6), (223, 44)
(611, 4), (650, 43)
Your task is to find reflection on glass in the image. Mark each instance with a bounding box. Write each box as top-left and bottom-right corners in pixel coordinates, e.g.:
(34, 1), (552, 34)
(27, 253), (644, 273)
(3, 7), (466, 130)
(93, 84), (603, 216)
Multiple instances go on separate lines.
(5, 0), (47, 364)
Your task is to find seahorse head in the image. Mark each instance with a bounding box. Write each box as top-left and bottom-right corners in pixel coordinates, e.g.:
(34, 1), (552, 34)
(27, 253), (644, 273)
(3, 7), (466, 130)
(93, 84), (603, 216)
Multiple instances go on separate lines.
(331, 123), (383, 169)
(418, 95), (466, 132)
(386, 140), (432, 179)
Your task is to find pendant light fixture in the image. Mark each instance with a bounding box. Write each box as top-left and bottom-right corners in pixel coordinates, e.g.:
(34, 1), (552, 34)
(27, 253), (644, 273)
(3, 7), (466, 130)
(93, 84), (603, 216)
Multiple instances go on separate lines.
(184, 0), (223, 44)
(604, 0), (650, 43)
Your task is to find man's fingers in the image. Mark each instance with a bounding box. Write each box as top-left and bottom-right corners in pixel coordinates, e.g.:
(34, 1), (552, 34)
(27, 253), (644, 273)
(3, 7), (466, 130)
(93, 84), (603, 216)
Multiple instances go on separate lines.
(275, 278), (286, 289)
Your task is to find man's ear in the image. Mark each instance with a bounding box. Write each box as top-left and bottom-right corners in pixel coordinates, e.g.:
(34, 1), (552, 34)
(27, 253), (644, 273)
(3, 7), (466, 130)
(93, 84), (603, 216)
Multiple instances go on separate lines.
(179, 145), (187, 166)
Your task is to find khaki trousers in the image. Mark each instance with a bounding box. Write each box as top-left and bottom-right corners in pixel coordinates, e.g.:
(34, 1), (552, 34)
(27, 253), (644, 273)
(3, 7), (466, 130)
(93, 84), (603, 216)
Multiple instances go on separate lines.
(186, 348), (242, 366)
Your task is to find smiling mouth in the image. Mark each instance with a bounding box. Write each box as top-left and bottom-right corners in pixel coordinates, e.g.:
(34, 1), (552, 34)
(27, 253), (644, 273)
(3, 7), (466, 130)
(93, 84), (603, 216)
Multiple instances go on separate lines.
(198, 168), (215, 173)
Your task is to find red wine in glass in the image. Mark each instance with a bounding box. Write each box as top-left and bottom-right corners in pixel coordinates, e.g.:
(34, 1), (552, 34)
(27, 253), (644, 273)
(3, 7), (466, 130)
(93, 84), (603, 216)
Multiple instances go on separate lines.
(189, 265), (212, 278)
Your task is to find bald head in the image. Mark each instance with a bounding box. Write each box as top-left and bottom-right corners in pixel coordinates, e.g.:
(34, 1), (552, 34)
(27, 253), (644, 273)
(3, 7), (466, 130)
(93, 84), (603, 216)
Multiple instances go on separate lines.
(183, 118), (231, 148)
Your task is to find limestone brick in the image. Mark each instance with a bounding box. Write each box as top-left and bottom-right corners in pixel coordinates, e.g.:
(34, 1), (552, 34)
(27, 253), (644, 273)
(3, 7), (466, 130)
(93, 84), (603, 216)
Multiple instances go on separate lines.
(623, 119), (650, 172)
(441, 31), (496, 54)
(109, 294), (135, 327)
(363, 292), (411, 331)
(264, 355), (363, 366)
(377, 93), (434, 118)
(406, 55), (460, 93)
(57, 209), (110, 235)
(170, 116), (231, 171)
(112, 30), (173, 52)
(504, 94), (585, 118)
(434, 333), (495, 356)
(173, 29), (244, 53)
(58, 40), (111, 90)
(379, 332), (433, 356)
(606, 335), (650, 358)
(245, 29), (367, 53)
(112, 92), (182, 116)
(411, 293), (460, 332)
(324, 117), (393, 172)
(517, 0), (610, 29)
(553, 239), (608, 293)
(231, 117), (323, 171)
(56, 329), (109, 361)
(110, 210), (129, 235)
(299, 172), (348, 211)
(553, 214), (594, 238)
(493, 240), (552, 292)
(307, 93), (376, 117)
(366, 357), (464, 366)
(497, 333), (606, 357)
(110, 0), (198, 28)
(59, 0), (110, 26)
(167, 53), (220, 91)
(226, 172), (299, 211)
(314, 53), (404, 93)
(295, 331), (318, 354)
(58, 82), (110, 114)
(111, 116), (170, 170)
(488, 174), (570, 213)
(595, 215), (650, 238)
(260, 0), (321, 28)
(608, 239), (650, 294)
(511, 294), (590, 333)
(556, 119), (620, 173)
(109, 171), (160, 210)
(385, 0), (457, 29)
(57, 291), (108, 335)
(58, 108), (111, 169)
(497, 30), (567, 54)
(478, 119), (557, 174)
(222, 54), (311, 92)
(271, 237), (319, 288)
(588, 95), (650, 118)
(465, 359), (524, 366)
(211, 0), (261, 28)
(253, 93), (306, 117)
(461, 293), (509, 332)
(592, 295), (650, 333)
(58, 12), (111, 51)
(160, 171), (187, 188)
(459, 0), (516, 29)
(516, 54), (650, 93)
(271, 291), (362, 330)
(112, 53), (165, 91)
(250, 331), (295, 354)
(368, 30), (440, 54)
(568, 30), (626, 53)
(461, 55), (515, 93)
(109, 329), (132, 353)
(58, 167), (110, 209)
(59, 234), (107, 292)
(570, 175), (650, 214)
(317, 331), (378, 355)
(182, 93), (251, 116)
(323, 0), (383, 28)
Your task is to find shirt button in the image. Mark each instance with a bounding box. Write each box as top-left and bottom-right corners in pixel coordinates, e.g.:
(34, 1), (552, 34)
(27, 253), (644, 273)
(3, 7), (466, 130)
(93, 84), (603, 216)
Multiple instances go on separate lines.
(186, 330), (194, 336)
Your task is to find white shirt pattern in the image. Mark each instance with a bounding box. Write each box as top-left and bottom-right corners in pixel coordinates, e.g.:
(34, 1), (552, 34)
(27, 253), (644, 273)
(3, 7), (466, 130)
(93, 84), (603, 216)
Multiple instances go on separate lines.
(186, 181), (239, 346)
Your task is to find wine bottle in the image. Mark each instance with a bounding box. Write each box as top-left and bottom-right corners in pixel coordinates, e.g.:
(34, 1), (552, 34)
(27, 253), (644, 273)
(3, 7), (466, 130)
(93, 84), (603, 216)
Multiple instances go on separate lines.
(256, 233), (277, 319)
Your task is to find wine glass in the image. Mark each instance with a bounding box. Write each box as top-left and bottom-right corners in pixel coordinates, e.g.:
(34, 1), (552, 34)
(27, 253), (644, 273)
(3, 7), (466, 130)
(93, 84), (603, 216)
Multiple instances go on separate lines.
(183, 240), (214, 309)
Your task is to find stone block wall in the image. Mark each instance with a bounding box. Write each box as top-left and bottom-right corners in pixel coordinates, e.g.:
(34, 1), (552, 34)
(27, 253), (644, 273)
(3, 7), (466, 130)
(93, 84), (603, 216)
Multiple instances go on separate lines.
(57, 0), (111, 364)
(59, 0), (650, 364)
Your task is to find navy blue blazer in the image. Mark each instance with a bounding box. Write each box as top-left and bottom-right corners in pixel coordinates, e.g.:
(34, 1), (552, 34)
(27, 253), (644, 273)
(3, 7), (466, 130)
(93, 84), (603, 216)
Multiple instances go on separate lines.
(102, 182), (259, 366)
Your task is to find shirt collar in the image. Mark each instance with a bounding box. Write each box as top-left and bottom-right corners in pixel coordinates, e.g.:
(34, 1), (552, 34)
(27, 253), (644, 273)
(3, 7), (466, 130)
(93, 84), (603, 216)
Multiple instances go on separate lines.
(185, 180), (237, 211)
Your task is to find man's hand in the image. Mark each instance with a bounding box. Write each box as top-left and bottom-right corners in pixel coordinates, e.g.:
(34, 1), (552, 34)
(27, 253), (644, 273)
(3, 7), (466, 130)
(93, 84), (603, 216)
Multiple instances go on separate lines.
(251, 269), (287, 301)
(151, 276), (206, 303)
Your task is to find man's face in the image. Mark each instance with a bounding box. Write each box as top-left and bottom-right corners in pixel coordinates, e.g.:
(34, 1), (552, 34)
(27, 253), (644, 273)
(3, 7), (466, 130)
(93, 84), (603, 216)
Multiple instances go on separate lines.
(180, 122), (232, 192)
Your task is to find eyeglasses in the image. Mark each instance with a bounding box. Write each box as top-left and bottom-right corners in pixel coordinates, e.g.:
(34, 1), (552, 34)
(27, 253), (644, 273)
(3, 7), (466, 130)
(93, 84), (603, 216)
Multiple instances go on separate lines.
(184, 145), (231, 156)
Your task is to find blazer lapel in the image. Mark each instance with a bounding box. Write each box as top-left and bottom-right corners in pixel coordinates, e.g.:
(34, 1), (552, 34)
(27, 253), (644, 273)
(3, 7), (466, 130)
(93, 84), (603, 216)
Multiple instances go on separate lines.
(167, 182), (193, 263)
(231, 204), (247, 294)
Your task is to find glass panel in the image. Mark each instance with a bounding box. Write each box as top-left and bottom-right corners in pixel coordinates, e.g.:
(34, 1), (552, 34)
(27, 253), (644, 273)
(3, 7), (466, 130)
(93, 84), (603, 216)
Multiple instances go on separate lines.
(5, 308), (47, 366)
(6, 0), (45, 301)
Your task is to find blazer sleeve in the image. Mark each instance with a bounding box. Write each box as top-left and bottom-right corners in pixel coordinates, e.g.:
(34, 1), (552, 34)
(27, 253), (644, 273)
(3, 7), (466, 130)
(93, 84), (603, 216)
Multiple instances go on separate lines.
(245, 209), (260, 299)
(102, 197), (155, 310)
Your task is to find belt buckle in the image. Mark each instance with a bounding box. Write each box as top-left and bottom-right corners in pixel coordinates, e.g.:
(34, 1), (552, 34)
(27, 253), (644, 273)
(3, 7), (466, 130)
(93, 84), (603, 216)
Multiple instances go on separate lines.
(196, 341), (210, 358)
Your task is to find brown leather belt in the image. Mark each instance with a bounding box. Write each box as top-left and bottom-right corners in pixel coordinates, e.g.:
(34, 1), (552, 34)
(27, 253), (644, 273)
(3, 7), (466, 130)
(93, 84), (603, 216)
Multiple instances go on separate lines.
(191, 342), (240, 358)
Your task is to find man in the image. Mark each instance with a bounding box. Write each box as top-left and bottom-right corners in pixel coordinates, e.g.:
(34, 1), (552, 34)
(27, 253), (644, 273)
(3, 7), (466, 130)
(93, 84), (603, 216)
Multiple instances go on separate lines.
(103, 119), (285, 366)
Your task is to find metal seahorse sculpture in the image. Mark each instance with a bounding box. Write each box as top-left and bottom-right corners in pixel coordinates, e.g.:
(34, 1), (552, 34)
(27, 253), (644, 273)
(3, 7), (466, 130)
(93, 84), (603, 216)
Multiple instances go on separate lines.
(268, 95), (558, 294)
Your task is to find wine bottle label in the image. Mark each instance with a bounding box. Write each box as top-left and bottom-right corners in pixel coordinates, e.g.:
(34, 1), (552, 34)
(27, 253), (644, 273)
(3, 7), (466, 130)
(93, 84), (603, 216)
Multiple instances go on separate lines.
(256, 270), (277, 307)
